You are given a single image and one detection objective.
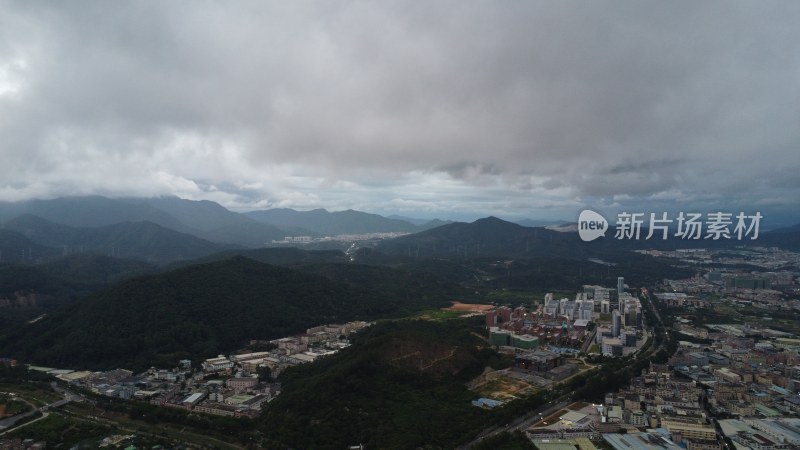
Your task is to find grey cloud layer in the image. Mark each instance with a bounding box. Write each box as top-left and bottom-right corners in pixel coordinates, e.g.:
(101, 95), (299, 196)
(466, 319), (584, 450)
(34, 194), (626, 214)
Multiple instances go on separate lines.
(1, 1), (798, 219)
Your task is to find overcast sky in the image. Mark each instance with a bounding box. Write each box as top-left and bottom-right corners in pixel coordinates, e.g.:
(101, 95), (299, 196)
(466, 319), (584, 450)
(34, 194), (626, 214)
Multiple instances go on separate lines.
(1, 1), (799, 223)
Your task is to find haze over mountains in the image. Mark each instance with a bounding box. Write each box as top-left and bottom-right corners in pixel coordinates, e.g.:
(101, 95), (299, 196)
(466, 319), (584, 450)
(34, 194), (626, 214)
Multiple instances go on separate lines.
(0, 196), (461, 255)
(0, 196), (798, 267)
(245, 208), (447, 235)
(2, 214), (229, 264)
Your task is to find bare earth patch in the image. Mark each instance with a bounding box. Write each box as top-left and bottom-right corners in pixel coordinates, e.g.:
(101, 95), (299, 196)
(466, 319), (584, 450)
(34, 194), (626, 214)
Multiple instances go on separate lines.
(443, 301), (494, 312)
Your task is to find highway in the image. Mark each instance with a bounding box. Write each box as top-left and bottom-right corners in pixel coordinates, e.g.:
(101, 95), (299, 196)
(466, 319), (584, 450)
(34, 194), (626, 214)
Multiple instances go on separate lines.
(456, 395), (571, 449)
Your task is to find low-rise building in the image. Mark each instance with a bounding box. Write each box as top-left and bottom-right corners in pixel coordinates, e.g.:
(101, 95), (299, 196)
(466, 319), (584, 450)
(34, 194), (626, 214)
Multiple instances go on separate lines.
(202, 356), (234, 373)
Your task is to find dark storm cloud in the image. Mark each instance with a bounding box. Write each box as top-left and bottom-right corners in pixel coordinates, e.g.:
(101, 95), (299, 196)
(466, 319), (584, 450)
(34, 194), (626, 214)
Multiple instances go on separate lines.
(0, 1), (798, 219)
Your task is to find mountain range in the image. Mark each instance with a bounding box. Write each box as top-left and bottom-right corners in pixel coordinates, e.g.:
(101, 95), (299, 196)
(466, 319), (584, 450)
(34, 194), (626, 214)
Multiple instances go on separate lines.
(1, 214), (232, 264)
(0, 196), (454, 252)
(245, 208), (449, 235)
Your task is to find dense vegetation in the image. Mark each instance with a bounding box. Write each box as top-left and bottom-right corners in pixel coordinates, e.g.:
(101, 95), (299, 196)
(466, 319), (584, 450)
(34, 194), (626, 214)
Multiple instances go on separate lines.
(0, 257), (464, 370)
(0, 255), (157, 328)
(0, 229), (59, 263)
(262, 318), (505, 449)
(169, 246), (349, 270)
(472, 431), (537, 450)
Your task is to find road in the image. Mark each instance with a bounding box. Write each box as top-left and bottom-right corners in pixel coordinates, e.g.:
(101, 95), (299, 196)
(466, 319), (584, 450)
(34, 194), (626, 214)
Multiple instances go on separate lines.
(456, 396), (571, 449)
(0, 381), (81, 433)
(0, 397), (40, 431)
(0, 411), (49, 436)
(581, 328), (597, 353)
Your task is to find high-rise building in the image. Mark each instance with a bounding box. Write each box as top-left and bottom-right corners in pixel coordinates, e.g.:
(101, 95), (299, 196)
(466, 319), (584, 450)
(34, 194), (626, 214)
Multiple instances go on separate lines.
(618, 277), (625, 296)
(497, 306), (512, 322)
(544, 298), (559, 317)
(579, 303), (594, 321)
(485, 311), (497, 328)
(612, 310), (621, 337)
(623, 331), (637, 347)
(563, 301), (576, 320)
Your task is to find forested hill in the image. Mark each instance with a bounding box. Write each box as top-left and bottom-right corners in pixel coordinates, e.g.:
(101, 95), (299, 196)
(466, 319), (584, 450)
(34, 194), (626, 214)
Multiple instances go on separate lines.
(263, 319), (499, 449)
(0, 256), (461, 371)
(375, 216), (609, 258)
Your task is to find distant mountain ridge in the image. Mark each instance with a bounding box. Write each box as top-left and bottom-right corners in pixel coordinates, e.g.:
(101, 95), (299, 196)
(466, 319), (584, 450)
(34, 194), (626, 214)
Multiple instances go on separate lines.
(1, 214), (233, 264)
(513, 218), (570, 227)
(245, 208), (446, 235)
(0, 196), (186, 230)
(0, 196), (447, 247)
(135, 196), (286, 246)
(0, 196), (286, 248)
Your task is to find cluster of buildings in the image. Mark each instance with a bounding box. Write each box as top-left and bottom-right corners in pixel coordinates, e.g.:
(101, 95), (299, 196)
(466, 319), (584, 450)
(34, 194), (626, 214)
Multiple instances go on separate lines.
(523, 379), (711, 450)
(248, 321), (370, 377)
(37, 321), (370, 419)
(636, 247), (800, 273)
(654, 247), (799, 311)
(521, 363), (717, 449)
(664, 271), (793, 298)
(718, 418), (800, 449)
(669, 329), (800, 417)
(594, 291), (644, 357)
(46, 361), (275, 419)
(596, 343), (800, 450)
(523, 249), (800, 450)
(586, 263), (799, 450)
(486, 302), (585, 350)
(485, 278), (646, 359)
(513, 350), (579, 382)
(272, 232), (409, 244)
(601, 363), (718, 448)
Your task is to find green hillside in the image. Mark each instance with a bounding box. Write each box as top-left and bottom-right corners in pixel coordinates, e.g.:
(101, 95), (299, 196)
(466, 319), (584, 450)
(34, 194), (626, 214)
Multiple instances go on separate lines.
(1, 256), (462, 370)
(0, 229), (59, 263)
(262, 319), (502, 449)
